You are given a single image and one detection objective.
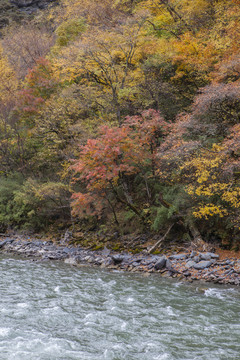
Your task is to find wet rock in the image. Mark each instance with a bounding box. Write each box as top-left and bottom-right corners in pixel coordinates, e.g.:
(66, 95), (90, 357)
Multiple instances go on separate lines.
(73, 255), (84, 263)
(0, 238), (14, 248)
(83, 256), (91, 262)
(47, 252), (67, 260)
(112, 255), (124, 264)
(94, 257), (103, 265)
(154, 256), (166, 270)
(193, 261), (213, 270)
(64, 257), (78, 266)
(169, 253), (187, 260)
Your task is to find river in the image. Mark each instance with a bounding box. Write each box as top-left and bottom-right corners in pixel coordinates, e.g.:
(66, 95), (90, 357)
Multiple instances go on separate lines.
(0, 255), (239, 359)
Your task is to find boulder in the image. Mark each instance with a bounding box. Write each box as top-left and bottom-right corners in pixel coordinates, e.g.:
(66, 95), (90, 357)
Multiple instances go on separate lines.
(64, 257), (78, 266)
(185, 260), (196, 269)
(208, 253), (219, 259)
(112, 254), (124, 264)
(200, 252), (219, 260)
(165, 259), (173, 270)
(154, 256), (166, 270)
(199, 253), (212, 261)
(169, 253), (188, 260)
(193, 261), (213, 270)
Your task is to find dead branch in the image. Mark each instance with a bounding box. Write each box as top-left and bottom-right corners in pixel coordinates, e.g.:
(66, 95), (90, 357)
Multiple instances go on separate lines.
(148, 223), (174, 254)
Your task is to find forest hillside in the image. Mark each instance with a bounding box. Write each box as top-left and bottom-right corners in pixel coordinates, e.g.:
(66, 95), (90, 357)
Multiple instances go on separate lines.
(0, 0), (239, 250)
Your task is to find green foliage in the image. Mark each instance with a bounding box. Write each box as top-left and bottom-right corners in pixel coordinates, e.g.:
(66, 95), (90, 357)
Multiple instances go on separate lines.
(0, 174), (71, 230)
(151, 206), (169, 231)
(151, 185), (190, 231)
(55, 18), (86, 47)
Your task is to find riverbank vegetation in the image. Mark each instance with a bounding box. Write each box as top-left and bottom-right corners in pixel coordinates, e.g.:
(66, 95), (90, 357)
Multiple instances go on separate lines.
(0, 0), (239, 250)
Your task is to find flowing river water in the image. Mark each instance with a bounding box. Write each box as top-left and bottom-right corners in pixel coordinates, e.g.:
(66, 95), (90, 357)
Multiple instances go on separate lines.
(0, 255), (239, 360)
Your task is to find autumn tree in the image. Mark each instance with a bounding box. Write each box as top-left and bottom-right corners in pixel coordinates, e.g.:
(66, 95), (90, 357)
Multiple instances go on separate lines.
(52, 14), (148, 124)
(71, 110), (170, 225)
(1, 23), (54, 79)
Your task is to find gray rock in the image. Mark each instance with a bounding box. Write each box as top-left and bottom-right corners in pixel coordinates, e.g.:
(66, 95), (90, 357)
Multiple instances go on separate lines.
(104, 257), (113, 266)
(193, 255), (200, 263)
(64, 257), (78, 266)
(169, 253), (188, 260)
(193, 261), (213, 270)
(208, 253), (219, 259)
(131, 262), (140, 267)
(154, 256), (166, 270)
(190, 251), (197, 258)
(199, 253), (212, 261)
(165, 259), (173, 270)
(94, 257), (103, 265)
(74, 255), (83, 263)
(185, 260), (196, 269)
(102, 247), (110, 256)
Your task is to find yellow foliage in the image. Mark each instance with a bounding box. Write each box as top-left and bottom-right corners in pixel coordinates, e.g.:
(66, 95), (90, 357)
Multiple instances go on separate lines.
(0, 44), (18, 103)
(182, 143), (240, 222)
(193, 204), (228, 219)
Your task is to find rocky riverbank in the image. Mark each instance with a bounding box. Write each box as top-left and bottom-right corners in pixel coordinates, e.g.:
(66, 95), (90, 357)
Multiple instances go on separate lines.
(1, 236), (240, 286)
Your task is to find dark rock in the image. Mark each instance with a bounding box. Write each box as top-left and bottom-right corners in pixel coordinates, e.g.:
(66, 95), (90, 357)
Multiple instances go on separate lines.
(169, 253), (188, 260)
(165, 259), (173, 270)
(112, 255), (124, 264)
(0, 238), (14, 248)
(11, 0), (56, 9)
(193, 261), (213, 270)
(94, 257), (103, 265)
(47, 252), (66, 260)
(154, 256), (166, 270)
